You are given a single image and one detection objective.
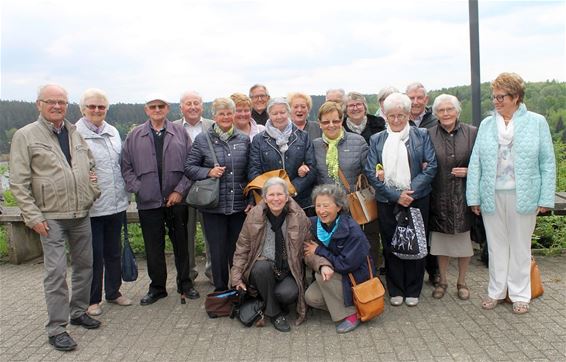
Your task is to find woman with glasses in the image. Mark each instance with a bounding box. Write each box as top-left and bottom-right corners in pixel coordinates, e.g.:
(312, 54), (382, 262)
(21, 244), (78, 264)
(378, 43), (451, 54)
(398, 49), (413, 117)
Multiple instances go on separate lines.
(365, 92), (437, 307)
(75, 88), (132, 316)
(343, 91), (385, 144)
(467, 73), (555, 314)
(427, 94), (477, 301)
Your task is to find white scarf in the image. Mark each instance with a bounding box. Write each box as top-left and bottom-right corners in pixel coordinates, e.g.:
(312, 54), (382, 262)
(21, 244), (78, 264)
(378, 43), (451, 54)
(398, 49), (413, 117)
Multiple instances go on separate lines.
(382, 123), (411, 190)
(265, 119), (293, 154)
(496, 112), (514, 145)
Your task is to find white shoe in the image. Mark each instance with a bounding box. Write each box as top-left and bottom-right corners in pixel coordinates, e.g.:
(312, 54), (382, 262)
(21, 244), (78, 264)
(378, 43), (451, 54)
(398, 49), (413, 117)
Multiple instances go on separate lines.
(107, 295), (132, 306)
(405, 297), (419, 307)
(87, 304), (102, 316)
(390, 296), (403, 306)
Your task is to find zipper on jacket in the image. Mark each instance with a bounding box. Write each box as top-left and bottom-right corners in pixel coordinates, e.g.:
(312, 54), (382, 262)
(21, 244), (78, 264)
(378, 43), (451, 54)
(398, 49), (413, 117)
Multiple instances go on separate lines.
(41, 184), (45, 208)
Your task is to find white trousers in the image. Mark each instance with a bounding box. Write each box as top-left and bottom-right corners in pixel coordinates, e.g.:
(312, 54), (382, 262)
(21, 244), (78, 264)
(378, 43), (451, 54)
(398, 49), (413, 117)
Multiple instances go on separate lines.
(482, 191), (536, 303)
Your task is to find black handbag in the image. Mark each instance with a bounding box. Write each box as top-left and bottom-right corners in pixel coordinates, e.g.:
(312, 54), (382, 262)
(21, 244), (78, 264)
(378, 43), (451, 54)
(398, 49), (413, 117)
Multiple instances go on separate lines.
(391, 207), (427, 260)
(232, 292), (264, 327)
(121, 213), (138, 282)
(186, 132), (220, 209)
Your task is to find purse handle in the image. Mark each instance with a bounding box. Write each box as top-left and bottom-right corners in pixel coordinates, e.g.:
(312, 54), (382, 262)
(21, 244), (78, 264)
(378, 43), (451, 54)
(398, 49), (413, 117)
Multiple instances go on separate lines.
(122, 211), (131, 249)
(348, 256), (373, 286)
(204, 131), (220, 167)
(338, 168), (352, 194)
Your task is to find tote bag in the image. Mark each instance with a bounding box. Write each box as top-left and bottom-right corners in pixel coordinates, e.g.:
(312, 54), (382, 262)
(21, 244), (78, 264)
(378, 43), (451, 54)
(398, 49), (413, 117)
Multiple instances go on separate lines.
(391, 207), (427, 260)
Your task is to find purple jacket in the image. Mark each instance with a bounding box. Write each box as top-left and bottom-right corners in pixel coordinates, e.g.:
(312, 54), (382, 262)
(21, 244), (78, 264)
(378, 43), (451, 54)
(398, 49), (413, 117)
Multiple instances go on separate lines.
(121, 120), (192, 210)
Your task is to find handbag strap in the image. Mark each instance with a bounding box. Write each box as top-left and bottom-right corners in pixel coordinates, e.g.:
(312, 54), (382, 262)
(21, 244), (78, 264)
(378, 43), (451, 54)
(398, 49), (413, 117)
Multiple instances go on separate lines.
(122, 211), (131, 248)
(204, 131), (219, 167)
(348, 256), (373, 286)
(356, 174), (369, 191)
(338, 168), (352, 194)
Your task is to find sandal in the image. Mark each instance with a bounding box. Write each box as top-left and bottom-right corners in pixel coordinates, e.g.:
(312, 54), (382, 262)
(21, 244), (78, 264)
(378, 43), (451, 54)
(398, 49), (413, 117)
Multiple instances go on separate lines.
(457, 284), (470, 300)
(481, 297), (502, 310)
(512, 301), (529, 315)
(432, 283), (448, 299)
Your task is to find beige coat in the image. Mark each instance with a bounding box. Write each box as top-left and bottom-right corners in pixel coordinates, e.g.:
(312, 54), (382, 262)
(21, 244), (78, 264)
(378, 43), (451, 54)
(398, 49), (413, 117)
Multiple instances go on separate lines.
(231, 198), (310, 325)
(9, 116), (100, 228)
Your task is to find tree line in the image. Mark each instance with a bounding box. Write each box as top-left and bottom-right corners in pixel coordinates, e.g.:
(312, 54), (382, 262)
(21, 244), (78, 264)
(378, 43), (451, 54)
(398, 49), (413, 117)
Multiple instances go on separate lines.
(1, 81), (565, 154)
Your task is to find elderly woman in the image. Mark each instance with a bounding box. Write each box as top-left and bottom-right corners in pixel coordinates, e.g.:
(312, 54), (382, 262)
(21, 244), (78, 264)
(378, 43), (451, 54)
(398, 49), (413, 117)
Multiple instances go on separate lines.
(75, 88), (131, 316)
(231, 177), (309, 332)
(248, 97), (317, 215)
(428, 94), (477, 300)
(185, 98), (251, 292)
(365, 92), (437, 307)
(288, 92), (322, 140)
(230, 92), (265, 141)
(343, 91), (386, 144)
(304, 184), (373, 334)
(467, 73), (555, 314)
(375, 86), (399, 122)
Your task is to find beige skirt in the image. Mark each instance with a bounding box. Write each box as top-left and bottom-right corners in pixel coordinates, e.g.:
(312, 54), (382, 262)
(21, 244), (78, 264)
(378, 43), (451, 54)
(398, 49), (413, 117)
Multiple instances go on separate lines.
(430, 231), (473, 258)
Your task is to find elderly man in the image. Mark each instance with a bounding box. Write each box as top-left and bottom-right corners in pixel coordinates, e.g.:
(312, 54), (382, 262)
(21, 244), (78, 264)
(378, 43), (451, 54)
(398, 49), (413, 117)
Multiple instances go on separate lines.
(174, 90), (213, 286)
(325, 88), (346, 108)
(406, 82), (438, 129)
(249, 84), (270, 125)
(121, 95), (198, 305)
(10, 84), (101, 351)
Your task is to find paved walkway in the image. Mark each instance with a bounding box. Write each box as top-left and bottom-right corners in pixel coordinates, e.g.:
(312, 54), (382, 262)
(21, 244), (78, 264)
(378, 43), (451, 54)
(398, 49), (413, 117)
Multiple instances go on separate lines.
(1, 254), (565, 361)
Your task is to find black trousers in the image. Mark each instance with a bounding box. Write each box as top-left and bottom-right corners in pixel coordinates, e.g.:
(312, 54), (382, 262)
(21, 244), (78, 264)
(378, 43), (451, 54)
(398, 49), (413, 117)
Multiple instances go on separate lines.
(138, 205), (193, 295)
(378, 196), (430, 298)
(90, 211), (124, 304)
(201, 211), (246, 291)
(249, 260), (298, 318)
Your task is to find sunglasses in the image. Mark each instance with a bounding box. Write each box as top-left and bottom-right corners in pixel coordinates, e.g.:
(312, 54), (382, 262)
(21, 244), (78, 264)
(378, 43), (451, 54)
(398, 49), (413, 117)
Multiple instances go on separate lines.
(147, 104), (167, 110)
(85, 104), (107, 111)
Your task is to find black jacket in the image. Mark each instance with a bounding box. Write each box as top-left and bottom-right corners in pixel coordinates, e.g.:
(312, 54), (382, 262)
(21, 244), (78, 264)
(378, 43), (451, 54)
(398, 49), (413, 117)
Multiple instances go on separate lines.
(343, 114), (386, 144)
(410, 107), (438, 129)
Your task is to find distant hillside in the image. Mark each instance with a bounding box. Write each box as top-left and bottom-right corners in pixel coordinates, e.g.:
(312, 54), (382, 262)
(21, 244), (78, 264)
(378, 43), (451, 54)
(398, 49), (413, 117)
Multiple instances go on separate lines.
(1, 81), (565, 153)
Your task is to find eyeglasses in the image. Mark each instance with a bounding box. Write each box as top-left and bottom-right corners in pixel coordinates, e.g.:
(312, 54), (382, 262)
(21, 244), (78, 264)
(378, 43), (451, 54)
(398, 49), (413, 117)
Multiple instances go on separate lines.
(251, 94), (268, 100)
(386, 114), (408, 121)
(147, 104), (167, 110)
(319, 120), (342, 126)
(347, 103), (364, 109)
(39, 99), (68, 106)
(85, 104), (107, 111)
(436, 107), (456, 114)
(491, 94), (510, 102)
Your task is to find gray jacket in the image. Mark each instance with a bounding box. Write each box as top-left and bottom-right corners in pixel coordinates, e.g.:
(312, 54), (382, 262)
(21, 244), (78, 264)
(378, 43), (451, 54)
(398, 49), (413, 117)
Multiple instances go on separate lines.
(76, 118), (129, 217)
(313, 131), (369, 192)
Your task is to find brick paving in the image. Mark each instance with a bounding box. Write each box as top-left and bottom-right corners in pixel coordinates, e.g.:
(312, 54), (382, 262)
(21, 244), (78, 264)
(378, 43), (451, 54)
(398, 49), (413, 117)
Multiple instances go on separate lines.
(1, 254), (565, 361)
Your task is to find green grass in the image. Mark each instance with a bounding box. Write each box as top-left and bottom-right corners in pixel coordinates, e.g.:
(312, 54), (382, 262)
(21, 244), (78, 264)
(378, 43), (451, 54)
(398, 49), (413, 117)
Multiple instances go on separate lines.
(0, 226), (8, 259)
(127, 222), (205, 256)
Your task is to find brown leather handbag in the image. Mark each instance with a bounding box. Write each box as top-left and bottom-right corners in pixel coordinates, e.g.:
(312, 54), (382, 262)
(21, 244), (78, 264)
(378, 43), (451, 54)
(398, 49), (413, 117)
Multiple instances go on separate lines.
(338, 170), (378, 225)
(244, 169), (297, 204)
(505, 257), (544, 302)
(348, 256), (385, 322)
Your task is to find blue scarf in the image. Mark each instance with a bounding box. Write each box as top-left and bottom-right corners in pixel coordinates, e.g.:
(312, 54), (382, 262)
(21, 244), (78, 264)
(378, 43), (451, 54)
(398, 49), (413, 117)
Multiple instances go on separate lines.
(316, 216), (340, 247)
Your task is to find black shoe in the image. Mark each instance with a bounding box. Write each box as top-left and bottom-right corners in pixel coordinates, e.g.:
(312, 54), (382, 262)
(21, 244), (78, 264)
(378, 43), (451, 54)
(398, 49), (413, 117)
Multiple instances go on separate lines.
(184, 287), (200, 300)
(70, 314), (101, 329)
(48, 332), (77, 351)
(271, 315), (291, 332)
(140, 292), (167, 306)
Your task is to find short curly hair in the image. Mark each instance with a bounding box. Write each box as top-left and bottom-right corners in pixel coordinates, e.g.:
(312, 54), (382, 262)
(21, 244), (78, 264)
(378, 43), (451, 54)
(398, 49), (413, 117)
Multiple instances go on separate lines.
(491, 72), (525, 104)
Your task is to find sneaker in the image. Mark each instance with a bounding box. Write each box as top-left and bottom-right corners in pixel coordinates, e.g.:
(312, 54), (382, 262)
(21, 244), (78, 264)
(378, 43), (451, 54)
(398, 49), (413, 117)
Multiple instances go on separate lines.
(405, 297), (419, 307)
(107, 295), (132, 306)
(87, 304), (102, 316)
(336, 318), (360, 334)
(390, 296), (403, 306)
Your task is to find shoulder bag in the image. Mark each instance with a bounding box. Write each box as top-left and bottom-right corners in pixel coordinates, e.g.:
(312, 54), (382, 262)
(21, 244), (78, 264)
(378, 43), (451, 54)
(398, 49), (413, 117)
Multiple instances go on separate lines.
(391, 207), (427, 260)
(121, 212), (138, 282)
(231, 291), (264, 327)
(186, 132), (220, 209)
(338, 169), (378, 225)
(244, 169), (297, 204)
(204, 289), (240, 318)
(348, 256), (385, 322)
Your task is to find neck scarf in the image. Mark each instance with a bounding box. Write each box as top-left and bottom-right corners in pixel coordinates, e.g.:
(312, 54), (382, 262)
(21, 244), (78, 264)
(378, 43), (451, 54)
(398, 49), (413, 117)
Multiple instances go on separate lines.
(266, 207), (289, 276)
(383, 123), (411, 190)
(265, 119), (293, 154)
(322, 129), (344, 183)
(316, 216), (341, 247)
(346, 116), (367, 134)
(213, 123), (234, 142)
(496, 112), (514, 146)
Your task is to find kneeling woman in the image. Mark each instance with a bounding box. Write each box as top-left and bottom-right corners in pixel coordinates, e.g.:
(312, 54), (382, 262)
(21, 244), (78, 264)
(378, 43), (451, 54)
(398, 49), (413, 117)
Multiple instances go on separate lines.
(231, 177), (309, 332)
(304, 184), (374, 334)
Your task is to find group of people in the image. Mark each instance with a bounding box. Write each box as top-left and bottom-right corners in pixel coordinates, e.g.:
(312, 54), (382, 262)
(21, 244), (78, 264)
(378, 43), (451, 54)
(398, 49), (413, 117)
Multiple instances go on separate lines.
(9, 73), (556, 352)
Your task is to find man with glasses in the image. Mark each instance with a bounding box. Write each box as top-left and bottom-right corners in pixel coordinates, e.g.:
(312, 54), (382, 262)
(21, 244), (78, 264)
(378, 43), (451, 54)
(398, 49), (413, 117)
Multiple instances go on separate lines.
(121, 95), (198, 305)
(249, 84), (270, 125)
(406, 82), (438, 129)
(10, 84), (102, 351)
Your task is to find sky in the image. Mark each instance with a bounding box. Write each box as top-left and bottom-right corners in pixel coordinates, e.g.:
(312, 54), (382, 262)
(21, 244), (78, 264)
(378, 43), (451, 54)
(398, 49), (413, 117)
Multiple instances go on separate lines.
(1, 0), (565, 103)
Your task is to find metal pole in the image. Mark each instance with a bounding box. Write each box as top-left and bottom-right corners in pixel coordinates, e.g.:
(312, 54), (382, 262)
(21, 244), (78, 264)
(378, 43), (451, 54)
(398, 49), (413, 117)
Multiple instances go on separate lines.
(469, 0), (481, 126)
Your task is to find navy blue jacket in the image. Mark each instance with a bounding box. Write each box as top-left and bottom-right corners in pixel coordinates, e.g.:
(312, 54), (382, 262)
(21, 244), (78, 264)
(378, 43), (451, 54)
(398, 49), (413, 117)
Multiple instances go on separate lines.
(248, 125), (317, 208)
(365, 127), (437, 203)
(184, 128), (250, 214)
(309, 214), (374, 307)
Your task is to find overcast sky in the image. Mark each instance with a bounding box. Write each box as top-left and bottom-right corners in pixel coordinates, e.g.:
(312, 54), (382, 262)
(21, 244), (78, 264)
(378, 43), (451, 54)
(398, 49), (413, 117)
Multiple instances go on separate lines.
(1, 0), (565, 103)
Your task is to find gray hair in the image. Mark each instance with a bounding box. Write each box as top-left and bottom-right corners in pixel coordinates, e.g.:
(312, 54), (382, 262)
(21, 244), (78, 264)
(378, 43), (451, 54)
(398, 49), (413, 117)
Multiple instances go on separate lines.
(383, 92), (411, 114)
(249, 84), (269, 97)
(37, 83), (68, 101)
(267, 97), (291, 115)
(325, 88), (346, 99)
(179, 90), (202, 104)
(377, 86), (399, 103)
(211, 97), (235, 115)
(405, 82), (428, 96)
(79, 88), (109, 111)
(311, 184), (349, 213)
(345, 91), (368, 112)
(432, 94), (461, 116)
(262, 177), (289, 198)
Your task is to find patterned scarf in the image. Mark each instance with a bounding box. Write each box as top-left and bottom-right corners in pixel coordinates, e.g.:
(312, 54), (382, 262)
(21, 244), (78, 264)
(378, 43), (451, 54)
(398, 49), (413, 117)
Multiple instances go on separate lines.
(213, 123), (234, 142)
(346, 116), (367, 134)
(265, 119), (293, 154)
(322, 128), (344, 183)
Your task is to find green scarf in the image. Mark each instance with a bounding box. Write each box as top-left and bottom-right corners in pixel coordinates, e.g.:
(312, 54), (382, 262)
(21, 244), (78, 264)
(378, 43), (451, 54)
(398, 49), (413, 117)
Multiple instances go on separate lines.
(213, 123), (234, 142)
(323, 129), (344, 182)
